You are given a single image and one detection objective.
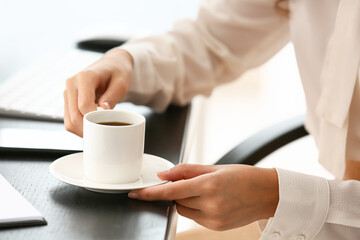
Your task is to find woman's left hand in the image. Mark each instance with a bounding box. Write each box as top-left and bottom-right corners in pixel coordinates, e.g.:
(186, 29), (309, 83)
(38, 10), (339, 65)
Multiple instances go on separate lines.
(128, 163), (279, 231)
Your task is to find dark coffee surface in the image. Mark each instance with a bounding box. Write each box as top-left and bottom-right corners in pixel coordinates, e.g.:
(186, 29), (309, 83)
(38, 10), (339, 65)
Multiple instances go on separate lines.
(97, 121), (132, 126)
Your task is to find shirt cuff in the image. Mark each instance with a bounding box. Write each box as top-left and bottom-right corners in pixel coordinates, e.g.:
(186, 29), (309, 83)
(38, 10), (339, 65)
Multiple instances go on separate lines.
(260, 168), (330, 240)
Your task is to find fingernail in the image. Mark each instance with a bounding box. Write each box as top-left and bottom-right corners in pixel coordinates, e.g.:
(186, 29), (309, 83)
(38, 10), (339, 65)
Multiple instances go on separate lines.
(128, 192), (138, 199)
(103, 101), (111, 109)
(157, 170), (170, 175)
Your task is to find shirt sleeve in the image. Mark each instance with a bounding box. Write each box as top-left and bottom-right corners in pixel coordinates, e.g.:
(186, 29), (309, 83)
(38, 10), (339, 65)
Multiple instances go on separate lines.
(119, 0), (289, 111)
(260, 168), (360, 240)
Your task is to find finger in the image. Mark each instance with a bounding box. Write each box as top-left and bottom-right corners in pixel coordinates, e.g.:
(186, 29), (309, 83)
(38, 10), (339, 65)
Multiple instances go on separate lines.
(128, 179), (199, 201)
(77, 71), (99, 116)
(65, 78), (83, 134)
(98, 74), (129, 109)
(63, 90), (83, 137)
(100, 100), (111, 110)
(176, 196), (203, 210)
(176, 204), (204, 221)
(157, 163), (217, 181)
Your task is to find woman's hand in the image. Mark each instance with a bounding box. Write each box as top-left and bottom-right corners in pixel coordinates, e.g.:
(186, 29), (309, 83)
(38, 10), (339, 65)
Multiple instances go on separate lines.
(128, 164), (279, 231)
(64, 49), (133, 137)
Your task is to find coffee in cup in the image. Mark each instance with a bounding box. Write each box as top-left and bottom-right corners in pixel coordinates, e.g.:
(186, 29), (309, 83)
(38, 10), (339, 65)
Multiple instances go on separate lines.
(96, 121), (132, 126)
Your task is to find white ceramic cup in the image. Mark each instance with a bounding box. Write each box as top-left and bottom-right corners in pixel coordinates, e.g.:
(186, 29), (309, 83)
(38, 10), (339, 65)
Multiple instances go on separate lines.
(83, 110), (146, 184)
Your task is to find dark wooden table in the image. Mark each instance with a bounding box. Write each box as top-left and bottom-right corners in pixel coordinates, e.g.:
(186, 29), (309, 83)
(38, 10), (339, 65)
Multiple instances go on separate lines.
(0, 104), (190, 240)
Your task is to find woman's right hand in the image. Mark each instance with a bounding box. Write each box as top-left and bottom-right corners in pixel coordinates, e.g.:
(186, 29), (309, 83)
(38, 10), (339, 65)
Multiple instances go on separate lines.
(64, 48), (133, 137)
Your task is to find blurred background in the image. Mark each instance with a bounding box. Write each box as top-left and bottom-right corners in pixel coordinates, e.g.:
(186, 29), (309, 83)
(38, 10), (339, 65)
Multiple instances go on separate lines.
(0, 0), (200, 81)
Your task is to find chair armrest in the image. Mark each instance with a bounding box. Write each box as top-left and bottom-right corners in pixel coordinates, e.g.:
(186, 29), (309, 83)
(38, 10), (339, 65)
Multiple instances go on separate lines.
(215, 115), (308, 166)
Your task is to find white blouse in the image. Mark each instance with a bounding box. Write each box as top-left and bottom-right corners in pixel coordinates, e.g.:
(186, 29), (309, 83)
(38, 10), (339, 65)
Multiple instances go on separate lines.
(120, 0), (360, 239)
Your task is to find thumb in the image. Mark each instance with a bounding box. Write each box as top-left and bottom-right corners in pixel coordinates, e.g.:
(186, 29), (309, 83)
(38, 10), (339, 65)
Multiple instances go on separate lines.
(98, 99), (113, 110)
(157, 163), (217, 181)
(98, 77), (129, 109)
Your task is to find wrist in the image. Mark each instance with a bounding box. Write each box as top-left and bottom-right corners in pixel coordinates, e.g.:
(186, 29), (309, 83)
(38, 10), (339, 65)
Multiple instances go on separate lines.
(105, 48), (134, 68)
(256, 168), (279, 220)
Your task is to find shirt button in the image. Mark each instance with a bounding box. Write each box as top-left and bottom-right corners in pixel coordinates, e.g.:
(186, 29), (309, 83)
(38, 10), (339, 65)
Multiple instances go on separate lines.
(270, 232), (281, 240)
(294, 234), (306, 240)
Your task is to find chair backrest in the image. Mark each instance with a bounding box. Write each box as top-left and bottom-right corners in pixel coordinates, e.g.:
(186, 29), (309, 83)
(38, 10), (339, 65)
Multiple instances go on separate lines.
(215, 115), (308, 166)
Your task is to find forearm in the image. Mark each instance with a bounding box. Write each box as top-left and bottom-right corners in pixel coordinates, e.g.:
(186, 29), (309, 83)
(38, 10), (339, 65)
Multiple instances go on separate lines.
(260, 168), (360, 239)
(119, 0), (289, 111)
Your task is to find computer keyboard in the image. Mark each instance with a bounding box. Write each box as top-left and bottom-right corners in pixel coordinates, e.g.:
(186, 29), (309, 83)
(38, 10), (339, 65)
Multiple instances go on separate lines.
(0, 49), (103, 121)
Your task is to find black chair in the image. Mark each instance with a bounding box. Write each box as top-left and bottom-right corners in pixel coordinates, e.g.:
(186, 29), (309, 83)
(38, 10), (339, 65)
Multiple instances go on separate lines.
(215, 115), (308, 166)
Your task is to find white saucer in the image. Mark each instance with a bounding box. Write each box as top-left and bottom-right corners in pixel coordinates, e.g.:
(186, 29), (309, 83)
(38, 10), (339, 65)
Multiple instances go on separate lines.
(49, 152), (174, 193)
